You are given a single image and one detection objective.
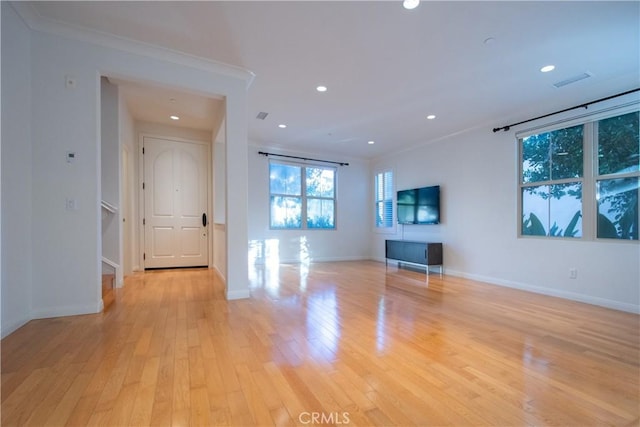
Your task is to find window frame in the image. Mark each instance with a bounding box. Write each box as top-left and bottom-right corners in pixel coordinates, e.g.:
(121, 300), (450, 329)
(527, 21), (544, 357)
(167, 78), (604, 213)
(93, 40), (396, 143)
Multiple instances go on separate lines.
(517, 104), (639, 242)
(268, 159), (338, 230)
(518, 124), (587, 239)
(594, 111), (640, 240)
(374, 168), (396, 234)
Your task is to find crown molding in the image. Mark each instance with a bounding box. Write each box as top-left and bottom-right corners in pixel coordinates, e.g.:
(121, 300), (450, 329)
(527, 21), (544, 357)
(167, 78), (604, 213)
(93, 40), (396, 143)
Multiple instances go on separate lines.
(9, 1), (256, 89)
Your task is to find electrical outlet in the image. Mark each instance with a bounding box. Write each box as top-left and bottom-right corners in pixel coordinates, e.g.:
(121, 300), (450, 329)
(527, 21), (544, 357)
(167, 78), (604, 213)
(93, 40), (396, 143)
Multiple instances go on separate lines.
(569, 268), (577, 279)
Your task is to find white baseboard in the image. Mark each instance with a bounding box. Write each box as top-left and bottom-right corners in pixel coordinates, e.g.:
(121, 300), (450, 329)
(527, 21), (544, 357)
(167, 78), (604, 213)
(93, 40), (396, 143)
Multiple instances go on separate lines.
(30, 300), (103, 320)
(212, 265), (226, 282)
(211, 266), (247, 300)
(226, 289), (250, 300)
(444, 269), (640, 314)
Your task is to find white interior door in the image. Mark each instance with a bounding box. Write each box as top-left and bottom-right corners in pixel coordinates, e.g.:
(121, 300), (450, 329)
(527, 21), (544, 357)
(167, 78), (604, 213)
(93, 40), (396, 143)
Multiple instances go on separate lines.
(143, 137), (209, 268)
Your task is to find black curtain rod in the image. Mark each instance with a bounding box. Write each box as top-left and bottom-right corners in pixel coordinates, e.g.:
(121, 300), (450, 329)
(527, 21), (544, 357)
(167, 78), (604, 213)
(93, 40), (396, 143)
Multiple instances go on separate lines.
(258, 151), (349, 166)
(492, 88), (640, 133)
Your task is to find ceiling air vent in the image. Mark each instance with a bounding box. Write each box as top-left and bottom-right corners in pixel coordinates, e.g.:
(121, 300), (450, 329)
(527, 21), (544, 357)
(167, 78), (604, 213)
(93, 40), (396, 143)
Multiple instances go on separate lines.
(553, 72), (593, 88)
(256, 111), (269, 120)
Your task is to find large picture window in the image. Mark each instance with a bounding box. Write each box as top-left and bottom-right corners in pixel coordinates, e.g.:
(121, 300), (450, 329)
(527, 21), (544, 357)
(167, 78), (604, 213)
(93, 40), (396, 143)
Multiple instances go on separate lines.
(519, 109), (639, 241)
(269, 161), (336, 229)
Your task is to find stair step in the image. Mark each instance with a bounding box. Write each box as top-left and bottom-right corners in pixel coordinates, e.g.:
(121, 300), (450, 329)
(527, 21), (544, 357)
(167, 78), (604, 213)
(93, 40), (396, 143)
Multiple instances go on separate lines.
(102, 274), (115, 310)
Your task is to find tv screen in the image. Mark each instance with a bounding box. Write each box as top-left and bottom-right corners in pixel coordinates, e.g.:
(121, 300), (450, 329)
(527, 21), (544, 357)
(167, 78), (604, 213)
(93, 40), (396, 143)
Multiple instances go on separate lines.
(397, 185), (440, 224)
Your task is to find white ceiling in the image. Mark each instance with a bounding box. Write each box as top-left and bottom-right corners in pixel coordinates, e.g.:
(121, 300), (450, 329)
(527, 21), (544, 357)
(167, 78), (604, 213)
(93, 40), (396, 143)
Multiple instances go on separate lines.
(107, 77), (225, 132)
(27, 1), (640, 160)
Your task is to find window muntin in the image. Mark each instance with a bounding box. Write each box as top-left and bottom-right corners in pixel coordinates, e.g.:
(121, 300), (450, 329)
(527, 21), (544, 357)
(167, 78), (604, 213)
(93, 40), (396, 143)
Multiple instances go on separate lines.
(375, 170), (394, 229)
(269, 161), (336, 229)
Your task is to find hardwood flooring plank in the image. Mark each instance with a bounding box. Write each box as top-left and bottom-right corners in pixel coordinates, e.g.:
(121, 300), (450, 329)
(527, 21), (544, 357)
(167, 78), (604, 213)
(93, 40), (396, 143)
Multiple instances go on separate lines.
(189, 386), (214, 426)
(23, 361), (82, 427)
(128, 356), (160, 427)
(43, 371), (93, 426)
(1, 369), (50, 425)
(235, 363), (275, 426)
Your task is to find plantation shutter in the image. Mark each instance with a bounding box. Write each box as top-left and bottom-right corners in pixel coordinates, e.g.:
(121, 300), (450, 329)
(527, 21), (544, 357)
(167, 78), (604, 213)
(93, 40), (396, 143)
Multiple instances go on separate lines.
(375, 170), (394, 228)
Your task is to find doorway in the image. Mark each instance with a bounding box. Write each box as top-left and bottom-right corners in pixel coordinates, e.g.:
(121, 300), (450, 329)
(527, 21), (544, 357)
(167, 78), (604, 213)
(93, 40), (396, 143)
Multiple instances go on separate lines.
(142, 136), (210, 269)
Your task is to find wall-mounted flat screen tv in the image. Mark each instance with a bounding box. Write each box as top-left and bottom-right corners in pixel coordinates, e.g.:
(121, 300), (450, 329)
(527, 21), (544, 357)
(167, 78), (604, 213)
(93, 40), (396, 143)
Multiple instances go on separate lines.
(397, 185), (440, 225)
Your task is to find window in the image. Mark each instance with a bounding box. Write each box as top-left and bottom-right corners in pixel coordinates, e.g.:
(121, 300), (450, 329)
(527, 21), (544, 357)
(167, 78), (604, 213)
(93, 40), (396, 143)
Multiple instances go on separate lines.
(520, 125), (584, 237)
(269, 161), (336, 229)
(375, 170), (394, 230)
(519, 109), (639, 240)
(595, 111), (639, 240)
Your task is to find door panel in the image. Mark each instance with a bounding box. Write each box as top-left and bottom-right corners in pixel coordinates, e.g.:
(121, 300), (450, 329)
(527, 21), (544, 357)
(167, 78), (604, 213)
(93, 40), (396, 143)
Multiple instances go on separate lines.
(144, 137), (209, 268)
(180, 151), (200, 216)
(181, 227), (202, 256)
(152, 227), (174, 257)
(152, 150), (174, 216)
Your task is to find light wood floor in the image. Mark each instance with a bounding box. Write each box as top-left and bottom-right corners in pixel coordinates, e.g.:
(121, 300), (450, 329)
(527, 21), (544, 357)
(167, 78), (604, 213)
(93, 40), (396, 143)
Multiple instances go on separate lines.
(2, 261), (639, 426)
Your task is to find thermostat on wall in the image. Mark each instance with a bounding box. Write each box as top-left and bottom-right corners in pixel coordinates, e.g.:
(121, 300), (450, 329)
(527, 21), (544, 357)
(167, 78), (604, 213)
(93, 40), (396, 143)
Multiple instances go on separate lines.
(66, 151), (76, 163)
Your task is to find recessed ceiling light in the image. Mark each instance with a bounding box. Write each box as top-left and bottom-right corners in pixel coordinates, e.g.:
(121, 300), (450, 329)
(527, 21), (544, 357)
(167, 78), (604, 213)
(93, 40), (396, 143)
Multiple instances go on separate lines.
(540, 65), (555, 73)
(368, 140), (375, 145)
(278, 124), (287, 128)
(427, 115), (436, 120)
(316, 85), (328, 92)
(403, 0), (420, 10)
(170, 115), (180, 120)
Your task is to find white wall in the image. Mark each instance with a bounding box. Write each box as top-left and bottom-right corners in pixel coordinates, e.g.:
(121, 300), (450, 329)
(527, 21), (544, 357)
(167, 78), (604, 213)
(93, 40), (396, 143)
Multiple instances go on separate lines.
(247, 146), (371, 264)
(213, 140), (227, 280)
(119, 94), (135, 276)
(371, 98), (640, 313)
(213, 223), (227, 281)
(214, 140), (226, 225)
(1, 3), (33, 337)
(136, 121), (212, 143)
(100, 77), (120, 284)
(3, 10), (251, 322)
(224, 95), (250, 299)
